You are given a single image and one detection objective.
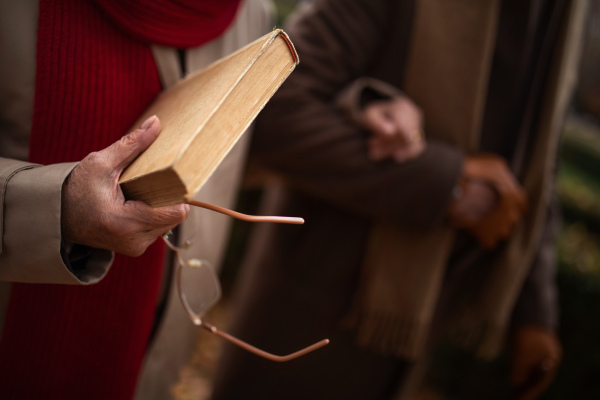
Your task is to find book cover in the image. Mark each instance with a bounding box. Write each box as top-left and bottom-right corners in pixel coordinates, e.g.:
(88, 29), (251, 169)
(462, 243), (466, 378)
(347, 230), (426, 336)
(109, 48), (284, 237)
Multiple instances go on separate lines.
(119, 29), (299, 207)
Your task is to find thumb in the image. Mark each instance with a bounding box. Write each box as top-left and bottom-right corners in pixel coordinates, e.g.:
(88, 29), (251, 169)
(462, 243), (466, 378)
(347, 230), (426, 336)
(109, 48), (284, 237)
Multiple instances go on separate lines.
(106, 115), (160, 173)
(364, 107), (395, 137)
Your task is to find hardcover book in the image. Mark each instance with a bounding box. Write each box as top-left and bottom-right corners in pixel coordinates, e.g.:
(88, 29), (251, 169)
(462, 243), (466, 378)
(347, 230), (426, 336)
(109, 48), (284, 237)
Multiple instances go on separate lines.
(119, 29), (299, 207)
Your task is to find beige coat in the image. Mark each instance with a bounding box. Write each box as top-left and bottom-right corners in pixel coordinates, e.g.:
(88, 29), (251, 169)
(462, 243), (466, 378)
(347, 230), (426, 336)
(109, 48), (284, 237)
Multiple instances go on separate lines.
(0, 1), (273, 399)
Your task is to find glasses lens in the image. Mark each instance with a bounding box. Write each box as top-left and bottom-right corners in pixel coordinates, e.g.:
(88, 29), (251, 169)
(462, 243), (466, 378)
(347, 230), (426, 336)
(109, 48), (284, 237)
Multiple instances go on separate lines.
(180, 259), (221, 316)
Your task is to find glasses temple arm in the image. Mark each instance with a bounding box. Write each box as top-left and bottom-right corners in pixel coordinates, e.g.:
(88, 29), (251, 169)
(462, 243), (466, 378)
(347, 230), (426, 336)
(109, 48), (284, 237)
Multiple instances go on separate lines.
(200, 321), (329, 362)
(173, 202), (321, 361)
(186, 199), (304, 225)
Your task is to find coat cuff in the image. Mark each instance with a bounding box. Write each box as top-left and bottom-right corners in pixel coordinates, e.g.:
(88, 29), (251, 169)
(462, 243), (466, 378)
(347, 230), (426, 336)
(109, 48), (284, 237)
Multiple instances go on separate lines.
(0, 162), (113, 284)
(335, 77), (404, 126)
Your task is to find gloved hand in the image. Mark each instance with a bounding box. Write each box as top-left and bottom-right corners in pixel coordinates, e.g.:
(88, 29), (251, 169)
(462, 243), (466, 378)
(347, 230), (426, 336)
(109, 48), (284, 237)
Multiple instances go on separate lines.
(510, 325), (562, 400)
(447, 153), (527, 249)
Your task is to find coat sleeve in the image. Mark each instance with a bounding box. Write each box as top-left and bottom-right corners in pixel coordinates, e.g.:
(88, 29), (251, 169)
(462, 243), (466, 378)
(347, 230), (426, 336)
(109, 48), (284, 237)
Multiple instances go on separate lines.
(253, 0), (464, 230)
(0, 157), (113, 285)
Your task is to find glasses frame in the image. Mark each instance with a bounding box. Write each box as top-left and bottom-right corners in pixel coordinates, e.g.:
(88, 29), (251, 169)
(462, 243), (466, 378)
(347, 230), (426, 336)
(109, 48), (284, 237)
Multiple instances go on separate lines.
(162, 199), (329, 362)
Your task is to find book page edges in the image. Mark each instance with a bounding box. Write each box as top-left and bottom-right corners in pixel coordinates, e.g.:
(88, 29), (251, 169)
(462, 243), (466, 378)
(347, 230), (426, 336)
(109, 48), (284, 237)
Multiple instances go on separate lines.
(120, 169), (186, 207)
(120, 30), (298, 207)
(171, 31), (282, 176)
(120, 34), (273, 183)
(179, 40), (297, 202)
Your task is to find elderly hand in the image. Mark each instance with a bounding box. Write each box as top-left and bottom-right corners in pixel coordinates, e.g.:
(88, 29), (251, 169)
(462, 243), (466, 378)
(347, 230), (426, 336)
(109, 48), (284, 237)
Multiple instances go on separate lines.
(447, 153), (528, 249)
(361, 96), (426, 162)
(510, 325), (562, 400)
(61, 116), (190, 257)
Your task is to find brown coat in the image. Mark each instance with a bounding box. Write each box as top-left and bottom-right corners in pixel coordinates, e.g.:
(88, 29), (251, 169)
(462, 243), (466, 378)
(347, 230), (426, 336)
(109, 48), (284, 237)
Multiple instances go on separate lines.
(211, 0), (585, 399)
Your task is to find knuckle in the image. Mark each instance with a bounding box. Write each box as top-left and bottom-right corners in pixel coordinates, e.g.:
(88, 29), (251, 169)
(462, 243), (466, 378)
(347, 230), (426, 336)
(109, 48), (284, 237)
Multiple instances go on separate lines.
(159, 204), (189, 224)
(120, 130), (140, 146)
(82, 151), (104, 167)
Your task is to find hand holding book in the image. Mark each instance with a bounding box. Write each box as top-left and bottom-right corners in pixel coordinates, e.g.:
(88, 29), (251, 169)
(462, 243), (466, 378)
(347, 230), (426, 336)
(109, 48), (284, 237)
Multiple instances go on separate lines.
(61, 116), (189, 257)
(119, 30), (299, 207)
(63, 30), (301, 257)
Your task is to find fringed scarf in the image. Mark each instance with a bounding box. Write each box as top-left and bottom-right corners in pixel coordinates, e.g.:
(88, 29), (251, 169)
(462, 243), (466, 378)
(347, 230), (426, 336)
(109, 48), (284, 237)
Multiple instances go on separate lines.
(0, 0), (239, 399)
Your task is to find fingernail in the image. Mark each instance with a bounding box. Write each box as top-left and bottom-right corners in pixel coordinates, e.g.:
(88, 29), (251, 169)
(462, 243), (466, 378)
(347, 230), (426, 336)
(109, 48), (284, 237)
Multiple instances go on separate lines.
(140, 115), (157, 130)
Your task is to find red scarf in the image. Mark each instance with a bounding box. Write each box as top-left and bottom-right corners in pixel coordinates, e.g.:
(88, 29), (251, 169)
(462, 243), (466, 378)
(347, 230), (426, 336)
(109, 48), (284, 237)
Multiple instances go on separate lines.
(0, 0), (239, 399)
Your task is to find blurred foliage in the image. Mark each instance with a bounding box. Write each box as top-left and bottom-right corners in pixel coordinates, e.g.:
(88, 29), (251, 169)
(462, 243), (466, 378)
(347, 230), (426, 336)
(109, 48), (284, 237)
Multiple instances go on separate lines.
(557, 222), (600, 275)
(272, 0), (300, 26)
(547, 116), (600, 400)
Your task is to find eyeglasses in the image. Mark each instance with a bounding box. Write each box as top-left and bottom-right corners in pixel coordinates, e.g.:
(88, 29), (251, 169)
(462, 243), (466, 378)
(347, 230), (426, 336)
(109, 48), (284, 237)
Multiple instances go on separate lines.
(162, 199), (329, 362)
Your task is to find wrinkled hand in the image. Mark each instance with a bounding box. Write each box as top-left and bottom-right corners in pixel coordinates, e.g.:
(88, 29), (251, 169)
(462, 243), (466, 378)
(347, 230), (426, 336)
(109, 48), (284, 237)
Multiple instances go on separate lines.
(510, 326), (562, 400)
(361, 96), (426, 162)
(61, 116), (190, 257)
(447, 154), (527, 249)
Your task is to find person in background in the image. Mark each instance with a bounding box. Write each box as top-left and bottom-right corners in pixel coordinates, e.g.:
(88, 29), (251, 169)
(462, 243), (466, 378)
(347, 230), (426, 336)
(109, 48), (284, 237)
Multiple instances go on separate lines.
(0, 1), (273, 399)
(210, 0), (586, 399)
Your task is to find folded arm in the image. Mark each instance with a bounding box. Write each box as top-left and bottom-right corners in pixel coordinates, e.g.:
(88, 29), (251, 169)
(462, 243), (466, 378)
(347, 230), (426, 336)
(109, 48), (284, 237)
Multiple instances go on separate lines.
(253, 0), (463, 230)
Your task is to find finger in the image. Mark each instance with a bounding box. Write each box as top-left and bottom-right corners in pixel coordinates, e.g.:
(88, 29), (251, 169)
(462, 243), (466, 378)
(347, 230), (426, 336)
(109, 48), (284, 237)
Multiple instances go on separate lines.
(126, 201), (189, 228)
(475, 167), (527, 221)
(103, 115), (160, 173)
(364, 106), (396, 137)
(389, 105), (422, 142)
(496, 169), (526, 204)
(109, 204), (189, 257)
(482, 159), (527, 212)
(151, 203), (190, 227)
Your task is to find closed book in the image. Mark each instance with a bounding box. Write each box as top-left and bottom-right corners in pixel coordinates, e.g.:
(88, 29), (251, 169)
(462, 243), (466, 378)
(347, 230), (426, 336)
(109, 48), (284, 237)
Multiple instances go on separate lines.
(119, 29), (298, 207)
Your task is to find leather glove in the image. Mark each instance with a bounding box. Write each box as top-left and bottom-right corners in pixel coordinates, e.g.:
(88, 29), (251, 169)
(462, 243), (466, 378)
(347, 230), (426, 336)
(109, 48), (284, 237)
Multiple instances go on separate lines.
(510, 325), (562, 400)
(447, 153), (528, 249)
